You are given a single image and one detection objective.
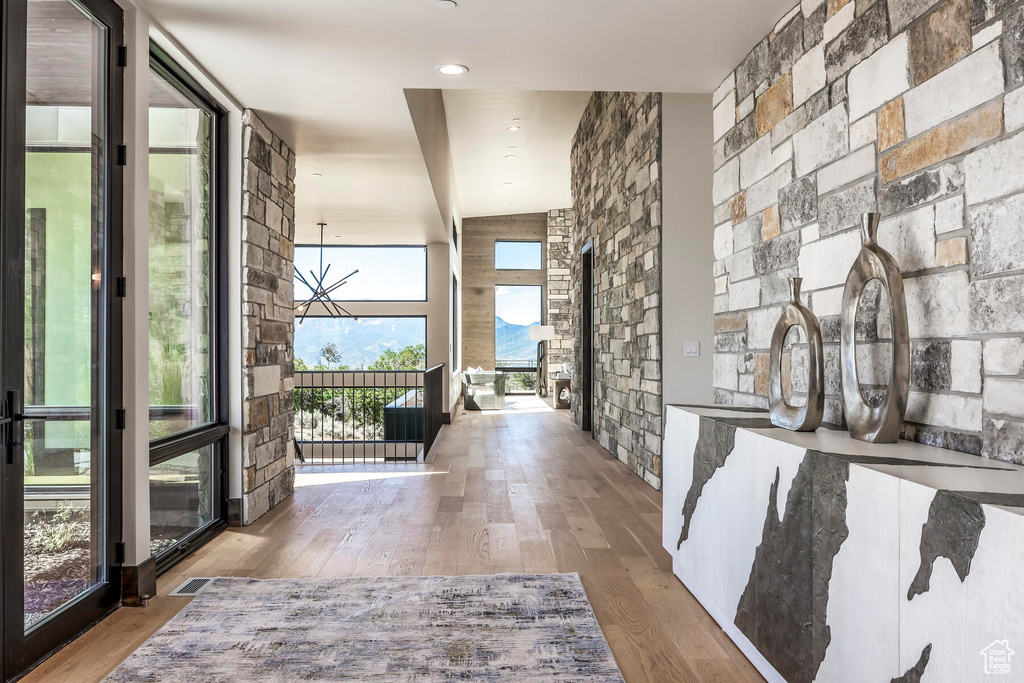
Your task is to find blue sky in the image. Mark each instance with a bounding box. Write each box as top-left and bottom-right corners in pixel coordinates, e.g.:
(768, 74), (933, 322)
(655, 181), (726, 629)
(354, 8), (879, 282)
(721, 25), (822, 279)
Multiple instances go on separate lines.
(495, 285), (541, 326)
(495, 241), (542, 270)
(294, 246), (426, 301)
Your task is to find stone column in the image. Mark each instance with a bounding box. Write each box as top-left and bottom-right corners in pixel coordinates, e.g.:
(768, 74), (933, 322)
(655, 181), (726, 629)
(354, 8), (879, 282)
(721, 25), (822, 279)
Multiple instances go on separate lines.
(240, 109), (297, 524)
(546, 209), (573, 388)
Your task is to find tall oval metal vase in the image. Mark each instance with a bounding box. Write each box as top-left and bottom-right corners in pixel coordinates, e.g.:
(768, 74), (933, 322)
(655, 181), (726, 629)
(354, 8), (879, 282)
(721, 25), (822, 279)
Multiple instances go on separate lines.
(840, 213), (911, 443)
(769, 277), (824, 432)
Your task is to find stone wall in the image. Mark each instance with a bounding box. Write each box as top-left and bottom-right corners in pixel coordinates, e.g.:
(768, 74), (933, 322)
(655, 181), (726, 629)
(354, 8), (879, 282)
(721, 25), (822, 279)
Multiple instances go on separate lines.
(241, 109), (297, 524)
(546, 209), (573, 387)
(712, 0), (1024, 463)
(570, 92), (663, 488)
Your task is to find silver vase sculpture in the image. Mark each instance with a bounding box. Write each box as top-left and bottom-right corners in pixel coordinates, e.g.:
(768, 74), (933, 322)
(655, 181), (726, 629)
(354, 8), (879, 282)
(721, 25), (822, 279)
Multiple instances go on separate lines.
(840, 213), (910, 443)
(769, 277), (824, 432)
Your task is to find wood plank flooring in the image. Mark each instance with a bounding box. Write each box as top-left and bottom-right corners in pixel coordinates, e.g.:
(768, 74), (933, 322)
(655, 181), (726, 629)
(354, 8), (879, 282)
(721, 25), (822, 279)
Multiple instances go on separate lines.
(23, 397), (764, 683)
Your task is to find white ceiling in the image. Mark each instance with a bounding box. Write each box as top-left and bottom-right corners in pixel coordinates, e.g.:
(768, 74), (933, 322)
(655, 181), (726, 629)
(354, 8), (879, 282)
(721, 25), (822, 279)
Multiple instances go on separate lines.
(137, 0), (795, 244)
(443, 90), (592, 218)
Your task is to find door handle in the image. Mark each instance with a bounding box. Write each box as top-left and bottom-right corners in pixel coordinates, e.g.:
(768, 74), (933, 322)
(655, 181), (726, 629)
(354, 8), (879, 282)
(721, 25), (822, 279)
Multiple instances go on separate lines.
(2, 390), (23, 463)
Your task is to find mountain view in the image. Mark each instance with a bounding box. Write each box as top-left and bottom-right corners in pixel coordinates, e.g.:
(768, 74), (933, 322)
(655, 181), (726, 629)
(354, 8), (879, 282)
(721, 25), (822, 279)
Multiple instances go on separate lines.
(295, 316), (538, 370)
(495, 317), (539, 366)
(294, 317), (426, 369)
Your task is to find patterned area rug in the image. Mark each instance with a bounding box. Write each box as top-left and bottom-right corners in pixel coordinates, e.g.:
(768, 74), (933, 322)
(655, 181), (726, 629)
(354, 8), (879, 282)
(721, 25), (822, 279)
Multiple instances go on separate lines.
(105, 574), (623, 682)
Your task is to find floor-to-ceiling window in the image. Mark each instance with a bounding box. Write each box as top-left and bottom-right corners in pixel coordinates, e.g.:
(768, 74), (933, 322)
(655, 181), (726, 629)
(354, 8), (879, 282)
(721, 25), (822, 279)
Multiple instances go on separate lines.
(292, 246), (429, 462)
(147, 46), (228, 572)
(494, 284), (542, 392)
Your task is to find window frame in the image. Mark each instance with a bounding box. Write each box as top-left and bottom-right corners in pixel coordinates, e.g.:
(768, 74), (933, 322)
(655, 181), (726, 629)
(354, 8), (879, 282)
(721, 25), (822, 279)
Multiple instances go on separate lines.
(494, 240), (543, 271)
(452, 274), (459, 370)
(493, 283), (543, 373)
(146, 44), (230, 576)
(294, 315), (429, 371)
(292, 244), (429, 303)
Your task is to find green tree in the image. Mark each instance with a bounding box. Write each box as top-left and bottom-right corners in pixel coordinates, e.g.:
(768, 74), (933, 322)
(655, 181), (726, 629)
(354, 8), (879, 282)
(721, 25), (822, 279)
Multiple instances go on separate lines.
(369, 344), (425, 371)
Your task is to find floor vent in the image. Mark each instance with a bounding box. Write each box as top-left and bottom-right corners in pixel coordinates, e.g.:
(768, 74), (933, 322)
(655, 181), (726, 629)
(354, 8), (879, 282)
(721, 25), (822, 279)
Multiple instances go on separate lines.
(169, 577), (215, 597)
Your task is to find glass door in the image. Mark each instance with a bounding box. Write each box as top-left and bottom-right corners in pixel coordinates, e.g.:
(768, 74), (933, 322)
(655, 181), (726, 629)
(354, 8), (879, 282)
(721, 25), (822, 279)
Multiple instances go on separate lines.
(1, 0), (123, 677)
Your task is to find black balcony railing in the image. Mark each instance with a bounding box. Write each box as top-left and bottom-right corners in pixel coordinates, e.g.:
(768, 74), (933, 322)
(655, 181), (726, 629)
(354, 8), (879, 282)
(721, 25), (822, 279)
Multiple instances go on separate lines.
(294, 365), (445, 464)
(495, 359), (538, 393)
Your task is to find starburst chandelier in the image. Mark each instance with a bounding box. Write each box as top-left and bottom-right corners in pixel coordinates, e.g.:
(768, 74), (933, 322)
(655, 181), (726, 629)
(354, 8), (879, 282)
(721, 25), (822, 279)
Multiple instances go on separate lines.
(294, 223), (360, 325)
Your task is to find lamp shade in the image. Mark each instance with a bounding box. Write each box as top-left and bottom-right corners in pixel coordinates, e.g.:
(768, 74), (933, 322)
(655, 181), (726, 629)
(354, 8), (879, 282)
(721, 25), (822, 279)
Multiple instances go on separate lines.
(529, 325), (557, 341)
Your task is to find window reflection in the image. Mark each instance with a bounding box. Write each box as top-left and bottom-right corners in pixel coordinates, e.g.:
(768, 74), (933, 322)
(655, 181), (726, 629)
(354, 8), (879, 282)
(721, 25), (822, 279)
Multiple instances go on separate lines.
(148, 65), (214, 440)
(23, 0), (109, 628)
(149, 448), (215, 557)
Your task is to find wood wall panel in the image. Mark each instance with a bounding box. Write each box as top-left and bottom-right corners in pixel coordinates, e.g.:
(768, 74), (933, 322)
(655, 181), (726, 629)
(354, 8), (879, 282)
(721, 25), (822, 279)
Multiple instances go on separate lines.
(461, 213), (547, 372)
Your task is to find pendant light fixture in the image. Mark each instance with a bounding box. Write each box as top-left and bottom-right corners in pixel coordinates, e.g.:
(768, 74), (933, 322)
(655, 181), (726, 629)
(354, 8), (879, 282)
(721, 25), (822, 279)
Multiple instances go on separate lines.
(294, 223), (360, 325)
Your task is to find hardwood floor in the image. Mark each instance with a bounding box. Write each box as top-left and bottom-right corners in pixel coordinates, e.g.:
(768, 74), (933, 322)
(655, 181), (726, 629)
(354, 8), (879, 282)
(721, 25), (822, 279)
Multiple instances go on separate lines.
(24, 397), (764, 683)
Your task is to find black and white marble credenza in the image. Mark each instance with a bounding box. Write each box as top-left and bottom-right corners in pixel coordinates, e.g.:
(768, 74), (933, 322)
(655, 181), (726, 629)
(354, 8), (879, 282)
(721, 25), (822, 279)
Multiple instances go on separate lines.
(662, 405), (1024, 683)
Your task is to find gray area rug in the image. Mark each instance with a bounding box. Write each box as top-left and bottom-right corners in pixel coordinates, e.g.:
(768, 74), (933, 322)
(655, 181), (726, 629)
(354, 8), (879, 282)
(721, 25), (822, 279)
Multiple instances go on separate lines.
(105, 574), (624, 682)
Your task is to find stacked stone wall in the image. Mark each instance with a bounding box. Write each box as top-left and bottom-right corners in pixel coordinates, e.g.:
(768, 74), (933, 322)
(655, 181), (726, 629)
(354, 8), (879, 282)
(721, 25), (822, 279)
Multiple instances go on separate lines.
(241, 109), (297, 523)
(546, 209), (574, 386)
(570, 92), (663, 488)
(713, 0), (1024, 463)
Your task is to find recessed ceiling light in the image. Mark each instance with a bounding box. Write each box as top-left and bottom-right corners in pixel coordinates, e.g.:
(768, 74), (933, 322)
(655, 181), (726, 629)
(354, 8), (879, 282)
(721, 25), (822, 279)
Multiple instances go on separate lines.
(502, 182), (513, 187)
(437, 0), (457, 8)
(435, 64), (469, 76)
(312, 172), (322, 177)
(500, 202), (509, 206)
(505, 154), (517, 160)
(507, 125), (520, 131)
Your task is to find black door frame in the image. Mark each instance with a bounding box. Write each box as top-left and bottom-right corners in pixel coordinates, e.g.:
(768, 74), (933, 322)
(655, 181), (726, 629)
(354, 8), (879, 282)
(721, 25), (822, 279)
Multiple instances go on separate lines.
(0, 0), (124, 678)
(580, 240), (594, 434)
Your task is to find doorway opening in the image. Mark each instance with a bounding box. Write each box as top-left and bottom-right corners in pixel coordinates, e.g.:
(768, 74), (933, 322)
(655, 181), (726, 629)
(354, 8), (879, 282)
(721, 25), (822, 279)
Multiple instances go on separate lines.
(580, 241), (594, 433)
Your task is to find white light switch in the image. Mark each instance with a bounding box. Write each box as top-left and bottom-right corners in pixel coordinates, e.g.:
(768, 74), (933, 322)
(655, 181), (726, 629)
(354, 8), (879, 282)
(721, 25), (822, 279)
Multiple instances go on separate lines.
(683, 341), (700, 357)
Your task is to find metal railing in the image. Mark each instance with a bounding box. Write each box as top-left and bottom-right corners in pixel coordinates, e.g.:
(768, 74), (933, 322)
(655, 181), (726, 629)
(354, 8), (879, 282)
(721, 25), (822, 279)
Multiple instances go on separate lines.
(294, 365), (445, 464)
(495, 359), (539, 393)
(495, 358), (537, 370)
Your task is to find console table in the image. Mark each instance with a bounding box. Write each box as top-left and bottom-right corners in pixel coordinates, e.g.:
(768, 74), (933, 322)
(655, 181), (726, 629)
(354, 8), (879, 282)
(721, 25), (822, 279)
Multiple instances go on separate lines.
(662, 405), (1024, 683)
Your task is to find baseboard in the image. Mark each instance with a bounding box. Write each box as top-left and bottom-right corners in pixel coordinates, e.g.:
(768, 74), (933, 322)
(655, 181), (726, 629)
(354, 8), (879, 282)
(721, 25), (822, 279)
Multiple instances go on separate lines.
(421, 424), (448, 464)
(121, 555), (157, 607)
(227, 497), (242, 526)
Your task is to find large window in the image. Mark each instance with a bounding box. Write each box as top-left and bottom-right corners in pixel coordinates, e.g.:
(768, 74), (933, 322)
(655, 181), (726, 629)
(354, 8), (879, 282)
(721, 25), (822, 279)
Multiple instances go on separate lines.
(147, 46), (227, 571)
(495, 284), (541, 363)
(149, 61), (214, 440)
(495, 241), (542, 270)
(295, 317), (427, 370)
(294, 246), (427, 301)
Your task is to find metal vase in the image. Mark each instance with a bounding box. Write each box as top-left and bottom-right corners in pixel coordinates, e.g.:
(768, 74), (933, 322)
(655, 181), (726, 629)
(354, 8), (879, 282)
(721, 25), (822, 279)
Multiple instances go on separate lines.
(769, 277), (824, 432)
(840, 213), (911, 443)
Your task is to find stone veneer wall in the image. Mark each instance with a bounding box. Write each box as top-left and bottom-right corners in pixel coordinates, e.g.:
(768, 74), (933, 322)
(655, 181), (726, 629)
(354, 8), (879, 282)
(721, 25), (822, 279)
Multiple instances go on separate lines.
(570, 92), (664, 488)
(241, 110), (297, 524)
(712, 0), (1024, 463)
(546, 209), (574, 387)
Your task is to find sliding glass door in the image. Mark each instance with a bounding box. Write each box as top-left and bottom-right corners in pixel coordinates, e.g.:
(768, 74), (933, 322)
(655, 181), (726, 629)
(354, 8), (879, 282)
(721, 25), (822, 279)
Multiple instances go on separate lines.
(1, 0), (124, 678)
